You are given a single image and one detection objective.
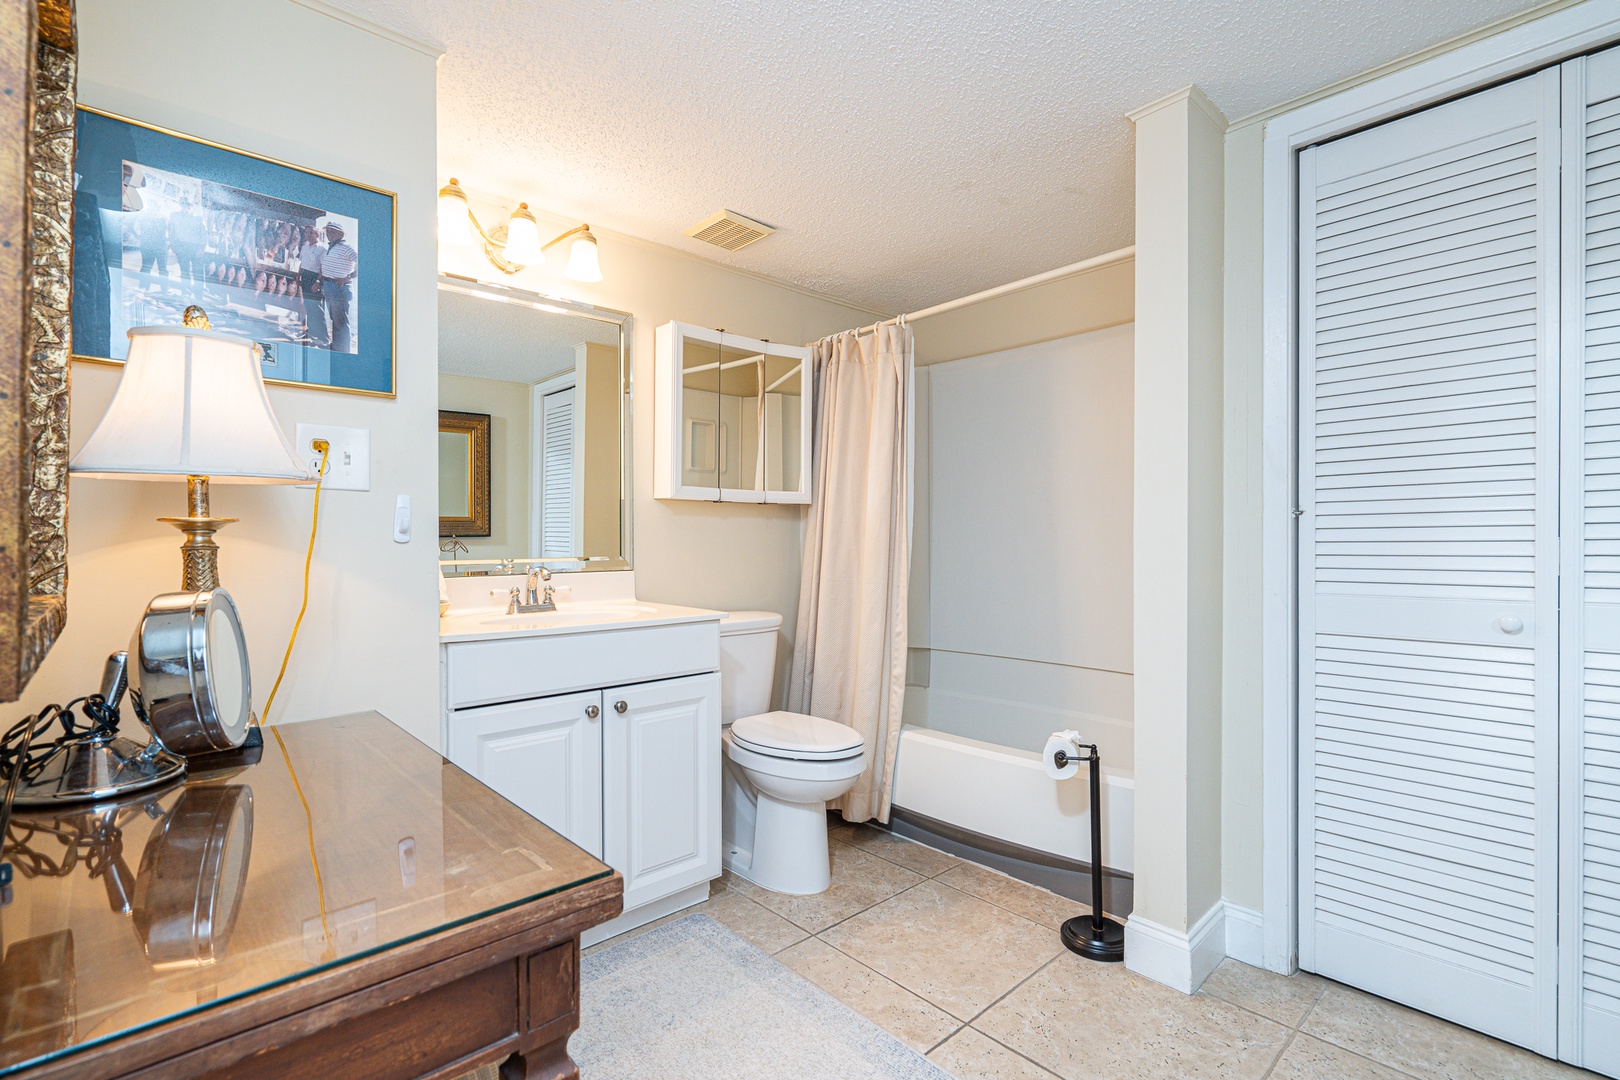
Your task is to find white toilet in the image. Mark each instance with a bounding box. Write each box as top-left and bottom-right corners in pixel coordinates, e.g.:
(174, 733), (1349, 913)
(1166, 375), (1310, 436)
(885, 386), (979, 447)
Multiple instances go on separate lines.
(719, 611), (866, 895)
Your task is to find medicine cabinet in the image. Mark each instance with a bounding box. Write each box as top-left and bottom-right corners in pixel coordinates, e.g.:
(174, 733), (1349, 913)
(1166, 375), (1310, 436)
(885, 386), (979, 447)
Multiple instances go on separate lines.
(654, 322), (812, 503)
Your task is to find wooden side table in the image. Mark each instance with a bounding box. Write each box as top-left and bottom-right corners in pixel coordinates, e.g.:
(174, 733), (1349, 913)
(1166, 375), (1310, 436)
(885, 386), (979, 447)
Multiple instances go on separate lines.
(0, 712), (622, 1079)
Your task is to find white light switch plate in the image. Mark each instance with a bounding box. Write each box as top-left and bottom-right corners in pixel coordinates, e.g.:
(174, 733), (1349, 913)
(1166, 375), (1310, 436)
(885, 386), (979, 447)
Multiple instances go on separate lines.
(295, 424), (370, 491)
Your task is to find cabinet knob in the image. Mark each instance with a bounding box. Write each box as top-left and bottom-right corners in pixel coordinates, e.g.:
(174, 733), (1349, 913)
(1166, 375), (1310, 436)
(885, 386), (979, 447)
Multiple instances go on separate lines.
(614, 700), (629, 715)
(585, 704), (600, 719)
(1497, 615), (1525, 635)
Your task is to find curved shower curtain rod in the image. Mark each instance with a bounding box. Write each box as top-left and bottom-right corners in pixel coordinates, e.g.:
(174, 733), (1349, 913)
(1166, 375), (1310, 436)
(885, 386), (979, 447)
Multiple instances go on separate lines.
(845, 244), (1136, 338)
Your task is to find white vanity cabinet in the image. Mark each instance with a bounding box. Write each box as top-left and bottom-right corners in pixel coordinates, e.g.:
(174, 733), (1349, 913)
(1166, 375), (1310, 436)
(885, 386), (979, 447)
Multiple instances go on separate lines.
(441, 609), (723, 943)
(602, 674), (719, 912)
(448, 691), (605, 859)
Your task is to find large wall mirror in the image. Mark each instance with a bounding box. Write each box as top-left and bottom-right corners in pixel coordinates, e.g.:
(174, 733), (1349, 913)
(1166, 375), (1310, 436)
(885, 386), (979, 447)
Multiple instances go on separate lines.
(437, 276), (630, 574)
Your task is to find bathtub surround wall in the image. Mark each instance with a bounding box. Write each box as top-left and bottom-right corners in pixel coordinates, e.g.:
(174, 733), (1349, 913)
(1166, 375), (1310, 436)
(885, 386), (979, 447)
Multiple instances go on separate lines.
(914, 326), (1135, 772)
(1128, 85), (1227, 994)
(0, 0), (444, 744)
(908, 253), (1135, 697)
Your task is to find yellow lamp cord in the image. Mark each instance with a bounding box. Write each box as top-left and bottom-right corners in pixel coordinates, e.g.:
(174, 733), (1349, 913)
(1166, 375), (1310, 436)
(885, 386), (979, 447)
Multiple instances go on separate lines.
(264, 440), (336, 959)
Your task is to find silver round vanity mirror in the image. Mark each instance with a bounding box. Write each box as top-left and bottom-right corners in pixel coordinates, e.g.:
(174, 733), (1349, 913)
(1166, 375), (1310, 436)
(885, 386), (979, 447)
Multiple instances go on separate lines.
(133, 589), (253, 755)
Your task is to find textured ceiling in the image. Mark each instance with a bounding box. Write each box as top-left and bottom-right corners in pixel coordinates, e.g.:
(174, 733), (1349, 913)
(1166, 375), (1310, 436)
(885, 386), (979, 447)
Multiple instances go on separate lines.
(330, 0), (1546, 312)
(439, 288), (618, 384)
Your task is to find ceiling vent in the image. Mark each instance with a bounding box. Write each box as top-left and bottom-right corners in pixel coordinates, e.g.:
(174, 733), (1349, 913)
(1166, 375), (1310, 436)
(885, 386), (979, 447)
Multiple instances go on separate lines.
(684, 209), (775, 251)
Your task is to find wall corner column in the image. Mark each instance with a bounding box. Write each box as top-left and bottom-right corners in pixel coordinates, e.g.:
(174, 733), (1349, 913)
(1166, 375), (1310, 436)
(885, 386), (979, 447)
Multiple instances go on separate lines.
(1126, 84), (1228, 993)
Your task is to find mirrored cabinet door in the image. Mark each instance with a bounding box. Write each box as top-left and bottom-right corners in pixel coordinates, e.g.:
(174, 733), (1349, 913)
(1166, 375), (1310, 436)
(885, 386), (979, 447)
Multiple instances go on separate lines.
(654, 322), (812, 504)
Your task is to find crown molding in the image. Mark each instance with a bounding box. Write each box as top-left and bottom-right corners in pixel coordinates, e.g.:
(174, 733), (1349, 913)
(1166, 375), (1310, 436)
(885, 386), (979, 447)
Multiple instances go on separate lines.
(1227, 0), (1585, 131)
(1126, 84), (1228, 131)
(285, 0), (446, 58)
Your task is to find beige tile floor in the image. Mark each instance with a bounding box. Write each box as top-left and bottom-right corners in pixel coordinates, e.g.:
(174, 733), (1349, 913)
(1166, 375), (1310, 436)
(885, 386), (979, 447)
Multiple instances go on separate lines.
(584, 823), (1604, 1080)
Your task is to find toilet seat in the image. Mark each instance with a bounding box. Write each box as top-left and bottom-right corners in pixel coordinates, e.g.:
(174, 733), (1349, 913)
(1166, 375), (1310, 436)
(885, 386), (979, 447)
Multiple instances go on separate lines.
(730, 711), (865, 761)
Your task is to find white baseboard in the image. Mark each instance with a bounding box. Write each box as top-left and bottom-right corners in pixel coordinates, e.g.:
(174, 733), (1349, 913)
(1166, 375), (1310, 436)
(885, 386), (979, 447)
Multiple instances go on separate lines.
(1124, 902), (1226, 994)
(581, 881), (709, 948)
(1222, 902), (1265, 968)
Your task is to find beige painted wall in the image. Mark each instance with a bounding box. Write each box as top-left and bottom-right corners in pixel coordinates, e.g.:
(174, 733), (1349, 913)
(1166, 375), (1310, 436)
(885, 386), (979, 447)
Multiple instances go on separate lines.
(1130, 88), (1226, 943)
(438, 373), (531, 557)
(577, 341), (623, 557)
(1221, 120), (1267, 914)
(1, 0), (442, 745)
(439, 199), (880, 691)
(913, 258), (1134, 366)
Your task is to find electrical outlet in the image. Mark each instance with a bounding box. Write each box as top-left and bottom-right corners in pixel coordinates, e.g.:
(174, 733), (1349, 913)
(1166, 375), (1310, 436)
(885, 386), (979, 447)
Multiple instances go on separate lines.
(295, 424), (370, 491)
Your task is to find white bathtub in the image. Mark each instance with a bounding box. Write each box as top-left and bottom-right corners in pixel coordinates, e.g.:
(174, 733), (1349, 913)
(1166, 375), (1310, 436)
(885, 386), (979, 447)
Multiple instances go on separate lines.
(890, 724), (1134, 874)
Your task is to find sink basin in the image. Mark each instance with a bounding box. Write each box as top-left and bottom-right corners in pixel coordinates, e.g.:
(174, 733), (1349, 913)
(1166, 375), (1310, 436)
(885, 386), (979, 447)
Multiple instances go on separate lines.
(438, 599), (722, 642)
(478, 604), (659, 628)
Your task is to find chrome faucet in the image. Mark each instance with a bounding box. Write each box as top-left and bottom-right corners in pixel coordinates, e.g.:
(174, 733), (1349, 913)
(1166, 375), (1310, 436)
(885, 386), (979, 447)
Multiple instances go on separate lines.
(491, 565), (557, 614)
(524, 565), (556, 611)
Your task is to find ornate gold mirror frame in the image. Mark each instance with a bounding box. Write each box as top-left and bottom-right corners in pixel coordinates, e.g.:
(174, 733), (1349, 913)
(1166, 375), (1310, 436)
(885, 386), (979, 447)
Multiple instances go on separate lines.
(1, 0), (75, 702)
(438, 410), (492, 538)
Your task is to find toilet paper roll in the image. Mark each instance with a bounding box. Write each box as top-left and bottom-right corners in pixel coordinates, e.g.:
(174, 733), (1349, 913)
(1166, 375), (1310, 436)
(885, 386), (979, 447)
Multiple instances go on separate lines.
(1043, 731), (1082, 780)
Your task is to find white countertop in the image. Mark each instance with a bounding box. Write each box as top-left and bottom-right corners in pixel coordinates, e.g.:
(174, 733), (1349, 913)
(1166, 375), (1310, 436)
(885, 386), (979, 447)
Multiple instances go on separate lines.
(439, 599), (724, 643)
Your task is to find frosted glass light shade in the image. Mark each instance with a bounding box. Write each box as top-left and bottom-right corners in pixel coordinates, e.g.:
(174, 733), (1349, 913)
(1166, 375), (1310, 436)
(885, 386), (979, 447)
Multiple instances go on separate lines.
(565, 232), (602, 282)
(71, 327), (310, 483)
(437, 178), (472, 245)
(504, 203), (543, 264)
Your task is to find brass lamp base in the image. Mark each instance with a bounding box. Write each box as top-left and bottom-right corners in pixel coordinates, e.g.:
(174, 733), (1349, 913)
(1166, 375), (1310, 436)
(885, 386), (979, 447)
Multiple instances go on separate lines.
(157, 476), (235, 591)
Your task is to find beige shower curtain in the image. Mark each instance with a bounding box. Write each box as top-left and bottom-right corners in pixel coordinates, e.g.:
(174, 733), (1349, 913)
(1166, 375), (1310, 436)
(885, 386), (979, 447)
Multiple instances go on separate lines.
(788, 322), (912, 823)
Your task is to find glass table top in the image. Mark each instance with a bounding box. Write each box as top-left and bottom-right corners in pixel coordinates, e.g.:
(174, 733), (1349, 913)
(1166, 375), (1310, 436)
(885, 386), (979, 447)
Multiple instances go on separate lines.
(0, 711), (612, 1074)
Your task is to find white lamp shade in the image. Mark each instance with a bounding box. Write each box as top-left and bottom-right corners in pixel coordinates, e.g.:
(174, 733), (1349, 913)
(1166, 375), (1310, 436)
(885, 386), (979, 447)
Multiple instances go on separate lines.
(565, 234), (602, 282)
(71, 327), (310, 483)
(437, 184), (472, 245)
(504, 204), (543, 264)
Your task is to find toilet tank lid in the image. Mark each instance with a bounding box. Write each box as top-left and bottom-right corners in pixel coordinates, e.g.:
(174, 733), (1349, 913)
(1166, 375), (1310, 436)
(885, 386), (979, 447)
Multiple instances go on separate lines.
(720, 610), (783, 634)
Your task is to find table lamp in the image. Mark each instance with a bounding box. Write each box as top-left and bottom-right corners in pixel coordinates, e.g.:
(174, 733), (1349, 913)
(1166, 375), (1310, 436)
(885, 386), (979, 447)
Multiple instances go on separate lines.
(69, 308), (311, 589)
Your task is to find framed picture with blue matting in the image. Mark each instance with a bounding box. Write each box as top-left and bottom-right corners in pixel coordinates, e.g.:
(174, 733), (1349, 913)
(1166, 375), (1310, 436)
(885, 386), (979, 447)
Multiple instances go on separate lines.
(71, 106), (396, 397)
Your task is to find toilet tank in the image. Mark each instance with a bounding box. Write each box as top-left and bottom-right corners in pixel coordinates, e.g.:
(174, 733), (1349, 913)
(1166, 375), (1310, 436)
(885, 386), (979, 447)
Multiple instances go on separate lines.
(718, 611), (784, 724)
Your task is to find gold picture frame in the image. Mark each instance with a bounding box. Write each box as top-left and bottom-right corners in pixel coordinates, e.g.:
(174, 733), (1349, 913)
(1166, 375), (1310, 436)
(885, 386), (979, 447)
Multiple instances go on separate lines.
(438, 410), (491, 538)
(0, 0), (74, 703)
(69, 104), (399, 398)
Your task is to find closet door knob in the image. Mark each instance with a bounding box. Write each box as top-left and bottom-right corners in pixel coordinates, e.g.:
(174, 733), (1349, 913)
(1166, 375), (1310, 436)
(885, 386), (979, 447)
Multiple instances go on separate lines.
(1497, 615), (1524, 635)
(614, 700), (629, 715)
(585, 704), (600, 719)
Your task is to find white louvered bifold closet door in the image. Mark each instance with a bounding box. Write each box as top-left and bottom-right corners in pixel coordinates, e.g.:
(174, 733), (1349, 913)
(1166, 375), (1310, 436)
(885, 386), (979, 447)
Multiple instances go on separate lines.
(1561, 46), (1620, 1079)
(540, 387), (576, 558)
(1297, 68), (1563, 1055)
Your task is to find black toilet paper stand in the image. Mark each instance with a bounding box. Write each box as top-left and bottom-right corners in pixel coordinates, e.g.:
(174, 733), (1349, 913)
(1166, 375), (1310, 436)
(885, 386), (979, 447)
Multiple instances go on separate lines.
(1050, 742), (1125, 963)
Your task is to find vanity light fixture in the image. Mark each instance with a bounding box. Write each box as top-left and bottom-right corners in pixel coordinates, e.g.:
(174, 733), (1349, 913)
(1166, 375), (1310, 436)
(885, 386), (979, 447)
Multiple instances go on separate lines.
(436, 177), (603, 281)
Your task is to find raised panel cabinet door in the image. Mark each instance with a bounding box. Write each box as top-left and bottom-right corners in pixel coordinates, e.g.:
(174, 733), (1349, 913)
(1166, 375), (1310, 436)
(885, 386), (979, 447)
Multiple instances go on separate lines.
(448, 692), (604, 859)
(1297, 67), (1562, 1054)
(602, 673), (721, 912)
